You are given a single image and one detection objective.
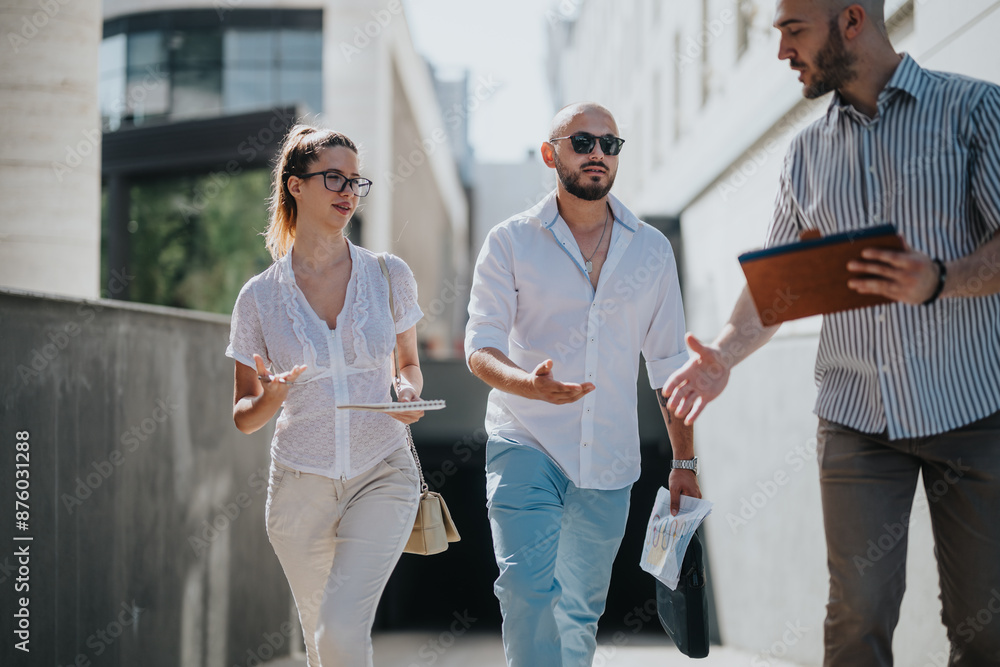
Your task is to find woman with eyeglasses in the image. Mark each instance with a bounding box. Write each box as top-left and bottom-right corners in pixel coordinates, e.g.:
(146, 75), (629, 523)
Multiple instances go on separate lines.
(226, 125), (425, 666)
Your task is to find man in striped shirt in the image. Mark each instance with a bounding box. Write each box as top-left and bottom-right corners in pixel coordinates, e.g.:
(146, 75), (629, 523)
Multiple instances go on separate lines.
(664, 1), (1000, 665)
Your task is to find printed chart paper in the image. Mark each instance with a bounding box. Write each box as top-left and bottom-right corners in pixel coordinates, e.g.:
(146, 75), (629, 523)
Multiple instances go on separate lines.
(640, 489), (713, 590)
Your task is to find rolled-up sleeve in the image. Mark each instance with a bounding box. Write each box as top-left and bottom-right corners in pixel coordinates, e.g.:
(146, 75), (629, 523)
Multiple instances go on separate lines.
(465, 226), (517, 368)
(642, 239), (690, 388)
(765, 145), (808, 248)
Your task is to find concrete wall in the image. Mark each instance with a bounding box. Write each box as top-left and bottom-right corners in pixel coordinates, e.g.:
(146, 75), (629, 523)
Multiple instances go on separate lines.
(550, 1), (1000, 664)
(0, 289), (289, 667)
(0, 0), (101, 298)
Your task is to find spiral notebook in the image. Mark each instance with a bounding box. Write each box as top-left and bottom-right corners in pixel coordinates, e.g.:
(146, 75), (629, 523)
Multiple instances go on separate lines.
(336, 400), (446, 412)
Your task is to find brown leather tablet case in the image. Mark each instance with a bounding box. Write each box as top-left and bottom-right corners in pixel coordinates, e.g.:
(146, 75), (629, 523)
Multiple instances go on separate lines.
(738, 224), (905, 325)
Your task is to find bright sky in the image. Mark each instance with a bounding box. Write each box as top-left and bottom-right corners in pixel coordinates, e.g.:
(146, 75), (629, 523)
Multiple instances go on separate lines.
(402, 0), (558, 163)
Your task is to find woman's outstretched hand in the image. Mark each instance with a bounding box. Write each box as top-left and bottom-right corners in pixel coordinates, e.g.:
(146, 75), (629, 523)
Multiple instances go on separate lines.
(253, 353), (307, 400)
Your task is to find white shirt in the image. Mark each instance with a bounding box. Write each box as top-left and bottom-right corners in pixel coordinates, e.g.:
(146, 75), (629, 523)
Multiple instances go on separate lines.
(226, 241), (423, 480)
(465, 190), (689, 490)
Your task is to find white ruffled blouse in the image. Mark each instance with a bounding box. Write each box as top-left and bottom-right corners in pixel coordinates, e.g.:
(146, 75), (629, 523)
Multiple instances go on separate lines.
(226, 241), (423, 480)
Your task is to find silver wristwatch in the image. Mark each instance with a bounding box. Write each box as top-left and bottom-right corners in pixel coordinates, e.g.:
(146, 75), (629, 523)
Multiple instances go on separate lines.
(671, 457), (699, 475)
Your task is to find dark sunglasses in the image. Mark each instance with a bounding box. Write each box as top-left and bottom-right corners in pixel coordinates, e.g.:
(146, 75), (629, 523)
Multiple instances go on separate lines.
(550, 133), (625, 156)
(295, 170), (373, 197)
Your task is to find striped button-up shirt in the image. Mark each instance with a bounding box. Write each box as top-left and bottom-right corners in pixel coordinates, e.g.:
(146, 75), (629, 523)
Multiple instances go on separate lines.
(766, 54), (1000, 439)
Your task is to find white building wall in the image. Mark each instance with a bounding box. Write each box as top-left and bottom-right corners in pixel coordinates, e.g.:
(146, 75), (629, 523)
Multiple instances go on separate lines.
(0, 0), (102, 298)
(552, 1), (999, 664)
(471, 158), (555, 255)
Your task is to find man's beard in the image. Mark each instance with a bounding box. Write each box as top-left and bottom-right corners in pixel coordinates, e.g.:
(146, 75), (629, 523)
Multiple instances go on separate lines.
(802, 16), (858, 99)
(555, 159), (616, 201)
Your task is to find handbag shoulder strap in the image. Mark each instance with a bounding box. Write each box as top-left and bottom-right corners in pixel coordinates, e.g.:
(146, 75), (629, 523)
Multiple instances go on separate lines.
(377, 254), (400, 393)
(378, 253), (429, 494)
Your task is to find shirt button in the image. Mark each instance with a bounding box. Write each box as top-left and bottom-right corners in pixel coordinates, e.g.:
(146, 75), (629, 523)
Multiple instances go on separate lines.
(879, 314), (886, 323)
(583, 442), (588, 447)
(882, 364), (890, 373)
(869, 165), (876, 173)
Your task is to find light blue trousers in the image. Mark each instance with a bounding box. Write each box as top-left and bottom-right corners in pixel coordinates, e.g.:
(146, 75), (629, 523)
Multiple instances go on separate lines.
(485, 435), (631, 667)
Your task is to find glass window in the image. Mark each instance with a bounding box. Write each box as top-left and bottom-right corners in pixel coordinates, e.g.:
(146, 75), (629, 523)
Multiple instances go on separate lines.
(224, 29), (273, 65)
(278, 67), (321, 114)
(128, 31), (166, 70)
(170, 29), (222, 68)
(171, 29), (222, 120)
(276, 29), (322, 66)
(99, 33), (127, 130)
(172, 69), (223, 120)
(224, 67), (275, 114)
(101, 13), (322, 128)
(126, 68), (171, 124)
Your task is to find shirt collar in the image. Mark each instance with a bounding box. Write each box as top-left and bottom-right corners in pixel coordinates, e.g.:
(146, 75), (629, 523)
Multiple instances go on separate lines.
(827, 53), (927, 124)
(525, 189), (639, 233)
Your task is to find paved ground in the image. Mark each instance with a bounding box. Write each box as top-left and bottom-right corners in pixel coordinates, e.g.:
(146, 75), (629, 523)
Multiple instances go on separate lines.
(262, 631), (808, 666)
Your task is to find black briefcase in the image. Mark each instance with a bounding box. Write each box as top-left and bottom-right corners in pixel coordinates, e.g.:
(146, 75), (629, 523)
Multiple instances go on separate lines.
(655, 529), (710, 658)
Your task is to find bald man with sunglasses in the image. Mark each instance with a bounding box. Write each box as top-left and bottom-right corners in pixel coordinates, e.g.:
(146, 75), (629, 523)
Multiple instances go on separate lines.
(465, 102), (701, 666)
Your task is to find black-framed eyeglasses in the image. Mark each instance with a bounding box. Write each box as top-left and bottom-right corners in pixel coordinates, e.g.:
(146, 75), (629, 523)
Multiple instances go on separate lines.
(550, 133), (625, 156)
(296, 170), (373, 197)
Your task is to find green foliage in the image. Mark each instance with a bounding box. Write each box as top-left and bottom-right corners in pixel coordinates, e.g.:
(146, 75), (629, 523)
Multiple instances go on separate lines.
(122, 168), (273, 314)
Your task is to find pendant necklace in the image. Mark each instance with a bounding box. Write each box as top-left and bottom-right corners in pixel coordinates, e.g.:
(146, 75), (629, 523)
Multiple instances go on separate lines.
(583, 205), (610, 274)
